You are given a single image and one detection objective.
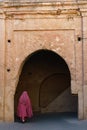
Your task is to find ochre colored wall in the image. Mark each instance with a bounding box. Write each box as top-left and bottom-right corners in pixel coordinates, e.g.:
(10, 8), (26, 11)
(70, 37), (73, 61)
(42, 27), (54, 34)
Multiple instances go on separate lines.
(0, 0), (87, 122)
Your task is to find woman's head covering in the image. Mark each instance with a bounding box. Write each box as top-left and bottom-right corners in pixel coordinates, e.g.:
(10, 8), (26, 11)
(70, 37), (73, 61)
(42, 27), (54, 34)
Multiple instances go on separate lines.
(19, 91), (29, 103)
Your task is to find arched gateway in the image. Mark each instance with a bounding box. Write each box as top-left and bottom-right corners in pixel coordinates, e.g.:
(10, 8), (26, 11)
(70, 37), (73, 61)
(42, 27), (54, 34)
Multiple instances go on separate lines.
(14, 49), (78, 121)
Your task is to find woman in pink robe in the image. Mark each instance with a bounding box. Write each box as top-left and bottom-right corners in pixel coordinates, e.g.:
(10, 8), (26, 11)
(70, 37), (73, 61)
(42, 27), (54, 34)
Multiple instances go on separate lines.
(17, 91), (33, 123)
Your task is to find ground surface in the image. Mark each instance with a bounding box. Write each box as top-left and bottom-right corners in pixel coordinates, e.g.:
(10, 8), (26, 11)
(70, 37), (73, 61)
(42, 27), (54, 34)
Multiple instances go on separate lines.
(0, 113), (87, 130)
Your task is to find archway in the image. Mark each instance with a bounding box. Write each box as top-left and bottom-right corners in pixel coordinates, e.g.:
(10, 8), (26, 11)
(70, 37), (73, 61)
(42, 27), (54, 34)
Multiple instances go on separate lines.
(14, 49), (78, 120)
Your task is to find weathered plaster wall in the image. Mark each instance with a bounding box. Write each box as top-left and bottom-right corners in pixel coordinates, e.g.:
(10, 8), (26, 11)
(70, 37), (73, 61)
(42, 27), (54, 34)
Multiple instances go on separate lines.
(0, 0), (87, 122)
(0, 19), (5, 121)
(41, 88), (78, 113)
(82, 16), (87, 119)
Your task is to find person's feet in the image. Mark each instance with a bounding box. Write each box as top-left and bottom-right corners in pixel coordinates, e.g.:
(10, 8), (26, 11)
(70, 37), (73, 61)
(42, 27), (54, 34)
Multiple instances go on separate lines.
(22, 119), (25, 123)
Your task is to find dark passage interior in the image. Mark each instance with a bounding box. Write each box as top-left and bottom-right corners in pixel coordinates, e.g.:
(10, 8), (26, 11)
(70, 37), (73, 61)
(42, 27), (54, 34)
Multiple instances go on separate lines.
(14, 49), (78, 119)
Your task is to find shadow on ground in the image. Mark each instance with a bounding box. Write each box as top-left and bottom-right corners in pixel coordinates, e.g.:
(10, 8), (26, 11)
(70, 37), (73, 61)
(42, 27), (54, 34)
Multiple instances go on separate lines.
(0, 112), (87, 130)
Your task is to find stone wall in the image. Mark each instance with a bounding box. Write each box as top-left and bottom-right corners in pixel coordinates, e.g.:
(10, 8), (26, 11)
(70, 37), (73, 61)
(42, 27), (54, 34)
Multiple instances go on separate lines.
(0, 0), (87, 121)
(41, 88), (78, 113)
(0, 19), (5, 121)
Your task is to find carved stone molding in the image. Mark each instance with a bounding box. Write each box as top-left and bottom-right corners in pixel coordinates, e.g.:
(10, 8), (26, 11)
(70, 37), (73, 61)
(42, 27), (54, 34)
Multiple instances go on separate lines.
(0, 1), (86, 18)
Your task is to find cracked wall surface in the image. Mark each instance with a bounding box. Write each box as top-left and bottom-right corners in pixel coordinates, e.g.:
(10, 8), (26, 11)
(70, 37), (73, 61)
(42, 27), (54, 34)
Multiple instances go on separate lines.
(0, 0), (87, 121)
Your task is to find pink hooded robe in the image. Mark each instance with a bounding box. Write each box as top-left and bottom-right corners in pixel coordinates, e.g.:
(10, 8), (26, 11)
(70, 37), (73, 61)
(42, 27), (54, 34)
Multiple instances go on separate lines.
(17, 91), (33, 120)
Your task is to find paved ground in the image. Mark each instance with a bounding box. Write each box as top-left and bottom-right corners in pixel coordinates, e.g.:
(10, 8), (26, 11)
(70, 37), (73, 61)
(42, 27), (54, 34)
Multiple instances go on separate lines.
(0, 113), (87, 130)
